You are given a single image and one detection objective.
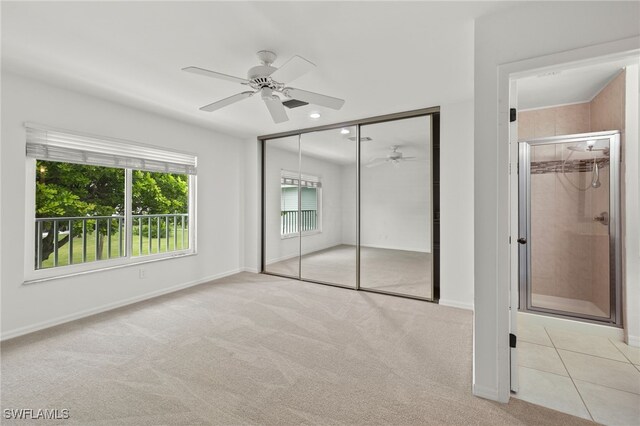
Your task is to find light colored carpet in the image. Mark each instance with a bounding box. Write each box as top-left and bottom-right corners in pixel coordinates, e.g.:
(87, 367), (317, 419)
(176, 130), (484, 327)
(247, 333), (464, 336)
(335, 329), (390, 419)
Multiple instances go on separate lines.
(265, 245), (432, 299)
(1, 272), (591, 425)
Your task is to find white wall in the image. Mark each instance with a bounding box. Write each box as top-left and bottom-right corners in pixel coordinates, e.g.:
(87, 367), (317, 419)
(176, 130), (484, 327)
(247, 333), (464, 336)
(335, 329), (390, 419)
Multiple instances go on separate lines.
(624, 64), (640, 346)
(359, 158), (431, 252)
(340, 159), (431, 253)
(263, 145), (344, 264)
(440, 101), (474, 310)
(242, 138), (261, 273)
(0, 72), (246, 339)
(474, 1), (640, 402)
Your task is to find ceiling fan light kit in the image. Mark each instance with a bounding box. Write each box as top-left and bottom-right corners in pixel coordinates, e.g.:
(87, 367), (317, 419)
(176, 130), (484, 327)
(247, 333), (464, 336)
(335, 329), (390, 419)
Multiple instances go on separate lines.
(183, 50), (345, 123)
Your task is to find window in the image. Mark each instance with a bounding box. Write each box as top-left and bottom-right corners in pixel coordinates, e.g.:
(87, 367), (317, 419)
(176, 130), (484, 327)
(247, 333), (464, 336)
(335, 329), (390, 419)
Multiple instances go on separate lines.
(26, 124), (196, 280)
(280, 171), (321, 236)
(131, 170), (190, 256)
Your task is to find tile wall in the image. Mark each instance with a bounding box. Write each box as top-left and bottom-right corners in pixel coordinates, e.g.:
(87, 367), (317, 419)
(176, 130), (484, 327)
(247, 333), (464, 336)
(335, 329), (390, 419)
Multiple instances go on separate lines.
(519, 70), (625, 317)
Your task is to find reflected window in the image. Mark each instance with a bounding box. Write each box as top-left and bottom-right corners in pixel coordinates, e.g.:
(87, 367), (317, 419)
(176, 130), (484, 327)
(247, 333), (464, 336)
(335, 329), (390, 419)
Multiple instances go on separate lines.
(280, 170), (321, 236)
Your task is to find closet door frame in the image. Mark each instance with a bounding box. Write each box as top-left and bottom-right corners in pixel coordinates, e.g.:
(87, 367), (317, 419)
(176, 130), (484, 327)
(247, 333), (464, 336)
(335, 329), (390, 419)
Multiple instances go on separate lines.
(260, 106), (440, 302)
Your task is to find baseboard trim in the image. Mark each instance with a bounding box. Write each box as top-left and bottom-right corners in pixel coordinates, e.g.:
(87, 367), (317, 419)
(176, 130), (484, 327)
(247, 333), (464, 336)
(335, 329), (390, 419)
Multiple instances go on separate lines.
(439, 299), (474, 311)
(472, 384), (500, 401)
(627, 335), (640, 348)
(265, 241), (343, 265)
(0, 268), (244, 342)
(242, 267), (260, 273)
(360, 243), (431, 254)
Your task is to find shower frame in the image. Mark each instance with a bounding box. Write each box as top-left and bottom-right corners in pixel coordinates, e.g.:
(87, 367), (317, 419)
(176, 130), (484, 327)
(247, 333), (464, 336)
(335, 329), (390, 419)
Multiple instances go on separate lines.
(518, 130), (621, 326)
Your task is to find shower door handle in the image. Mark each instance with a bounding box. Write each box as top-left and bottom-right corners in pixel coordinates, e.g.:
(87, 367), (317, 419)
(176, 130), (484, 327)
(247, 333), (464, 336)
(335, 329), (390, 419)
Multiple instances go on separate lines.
(517, 237), (527, 245)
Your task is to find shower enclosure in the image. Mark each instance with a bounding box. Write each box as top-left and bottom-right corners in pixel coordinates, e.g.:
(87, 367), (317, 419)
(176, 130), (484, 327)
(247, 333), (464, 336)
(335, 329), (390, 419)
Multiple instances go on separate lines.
(518, 131), (621, 325)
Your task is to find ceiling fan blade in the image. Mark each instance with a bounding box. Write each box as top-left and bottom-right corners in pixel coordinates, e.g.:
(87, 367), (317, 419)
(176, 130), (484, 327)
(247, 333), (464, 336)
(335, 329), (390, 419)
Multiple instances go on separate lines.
(199, 91), (254, 112)
(283, 87), (345, 110)
(183, 66), (249, 84)
(270, 55), (316, 83)
(263, 96), (289, 123)
(402, 157), (417, 160)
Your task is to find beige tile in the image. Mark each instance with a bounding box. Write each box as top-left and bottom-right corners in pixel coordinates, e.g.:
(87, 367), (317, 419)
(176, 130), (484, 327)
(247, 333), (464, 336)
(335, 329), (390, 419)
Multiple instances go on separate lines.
(518, 111), (535, 141)
(534, 108), (556, 138)
(591, 71), (625, 133)
(514, 367), (591, 420)
(546, 328), (628, 362)
(611, 340), (640, 365)
(519, 324), (553, 347)
(533, 144), (557, 162)
(519, 342), (568, 376)
(574, 379), (640, 426)
(555, 103), (590, 136)
(559, 350), (640, 395)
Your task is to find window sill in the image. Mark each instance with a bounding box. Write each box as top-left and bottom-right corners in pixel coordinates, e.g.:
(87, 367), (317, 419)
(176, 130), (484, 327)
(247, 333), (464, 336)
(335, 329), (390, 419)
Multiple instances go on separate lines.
(23, 251), (197, 285)
(281, 230), (322, 240)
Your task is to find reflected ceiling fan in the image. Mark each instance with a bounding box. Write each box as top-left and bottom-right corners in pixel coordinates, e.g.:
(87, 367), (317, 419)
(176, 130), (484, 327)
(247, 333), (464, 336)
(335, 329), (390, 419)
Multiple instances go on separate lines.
(366, 146), (417, 168)
(182, 50), (345, 123)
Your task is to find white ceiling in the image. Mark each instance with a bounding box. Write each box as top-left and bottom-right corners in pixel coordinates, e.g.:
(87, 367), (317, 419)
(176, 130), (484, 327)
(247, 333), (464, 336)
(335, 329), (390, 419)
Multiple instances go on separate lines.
(269, 115), (431, 165)
(1, 1), (513, 139)
(517, 58), (637, 110)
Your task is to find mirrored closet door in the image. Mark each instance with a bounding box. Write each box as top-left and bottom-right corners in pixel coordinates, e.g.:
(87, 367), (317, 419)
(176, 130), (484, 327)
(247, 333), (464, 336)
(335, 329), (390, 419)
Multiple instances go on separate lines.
(299, 127), (357, 288)
(263, 135), (301, 279)
(262, 109), (439, 301)
(359, 116), (433, 299)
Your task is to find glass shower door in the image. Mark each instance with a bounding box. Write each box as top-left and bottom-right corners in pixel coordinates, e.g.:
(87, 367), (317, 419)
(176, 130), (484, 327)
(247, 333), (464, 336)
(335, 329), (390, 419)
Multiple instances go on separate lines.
(519, 132), (620, 324)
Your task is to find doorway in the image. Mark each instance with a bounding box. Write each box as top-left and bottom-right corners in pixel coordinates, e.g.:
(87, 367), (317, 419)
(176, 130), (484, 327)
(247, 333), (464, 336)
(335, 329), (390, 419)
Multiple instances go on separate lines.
(507, 54), (640, 423)
(260, 108), (440, 301)
(518, 132), (621, 326)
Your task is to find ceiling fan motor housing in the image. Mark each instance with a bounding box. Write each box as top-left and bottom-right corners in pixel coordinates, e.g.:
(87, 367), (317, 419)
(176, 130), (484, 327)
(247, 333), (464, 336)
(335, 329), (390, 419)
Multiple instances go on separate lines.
(247, 65), (283, 91)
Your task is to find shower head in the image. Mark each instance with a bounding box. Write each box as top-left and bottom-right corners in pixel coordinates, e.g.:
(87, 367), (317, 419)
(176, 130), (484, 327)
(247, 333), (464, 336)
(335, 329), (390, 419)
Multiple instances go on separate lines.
(566, 146), (608, 152)
(566, 140), (609, 155)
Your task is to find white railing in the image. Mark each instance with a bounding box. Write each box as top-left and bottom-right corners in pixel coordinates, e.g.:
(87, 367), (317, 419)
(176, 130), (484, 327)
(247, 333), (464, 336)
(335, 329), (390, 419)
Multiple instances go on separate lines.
(35, 213), (189, 269)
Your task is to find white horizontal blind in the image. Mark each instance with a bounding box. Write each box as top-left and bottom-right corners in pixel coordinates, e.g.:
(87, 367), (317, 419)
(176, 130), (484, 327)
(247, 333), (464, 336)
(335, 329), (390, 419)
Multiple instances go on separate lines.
(280, 170), (321, 188)
(25, 124), (197, 175)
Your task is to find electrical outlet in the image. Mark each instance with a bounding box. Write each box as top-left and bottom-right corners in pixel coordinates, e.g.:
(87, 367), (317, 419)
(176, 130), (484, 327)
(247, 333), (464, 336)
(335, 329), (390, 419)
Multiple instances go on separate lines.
(139, 268), (146, 279)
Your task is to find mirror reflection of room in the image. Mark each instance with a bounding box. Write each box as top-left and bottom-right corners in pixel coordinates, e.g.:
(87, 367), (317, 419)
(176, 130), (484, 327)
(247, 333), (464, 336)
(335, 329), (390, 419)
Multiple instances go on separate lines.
(263, 115), (433, 299)
(263, 135), (301, 278)
(360, 116), (432, 299)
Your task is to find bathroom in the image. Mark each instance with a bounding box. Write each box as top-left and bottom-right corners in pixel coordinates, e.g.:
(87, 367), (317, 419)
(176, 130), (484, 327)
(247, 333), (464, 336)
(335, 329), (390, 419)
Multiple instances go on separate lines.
(511, 57), (639, 424)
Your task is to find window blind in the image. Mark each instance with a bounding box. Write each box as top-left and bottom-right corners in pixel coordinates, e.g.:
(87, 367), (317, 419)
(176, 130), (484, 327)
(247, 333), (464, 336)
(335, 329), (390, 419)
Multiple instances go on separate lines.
(281, 187), (317, 212)
(25, 123), (197, 175)
(280, 170), (322, 188)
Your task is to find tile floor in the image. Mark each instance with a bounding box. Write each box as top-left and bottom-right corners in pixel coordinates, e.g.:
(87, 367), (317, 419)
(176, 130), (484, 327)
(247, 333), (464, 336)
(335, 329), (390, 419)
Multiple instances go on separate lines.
(513, 323), (640, 425)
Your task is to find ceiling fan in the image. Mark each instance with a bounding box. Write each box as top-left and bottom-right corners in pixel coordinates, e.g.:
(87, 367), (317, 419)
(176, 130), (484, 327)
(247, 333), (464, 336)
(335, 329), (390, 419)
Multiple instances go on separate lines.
(182, 50), (345, 124)
(366, 146), (417, 168)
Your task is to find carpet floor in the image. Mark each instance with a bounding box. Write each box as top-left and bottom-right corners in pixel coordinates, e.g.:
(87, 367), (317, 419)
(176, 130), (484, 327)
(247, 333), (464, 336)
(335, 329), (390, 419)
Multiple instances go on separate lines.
(1, 272), (592, 425)
(265, 245), (432, 299)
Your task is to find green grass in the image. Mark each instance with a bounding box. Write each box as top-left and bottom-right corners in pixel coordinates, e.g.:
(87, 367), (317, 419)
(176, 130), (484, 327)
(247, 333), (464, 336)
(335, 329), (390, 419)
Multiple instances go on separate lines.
(40, 228), (189, 269)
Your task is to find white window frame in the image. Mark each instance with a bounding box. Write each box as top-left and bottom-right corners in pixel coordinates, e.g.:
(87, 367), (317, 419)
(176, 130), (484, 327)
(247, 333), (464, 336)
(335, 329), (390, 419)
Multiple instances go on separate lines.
(23, 127), (197, 284)
(280, 170), (322, 239)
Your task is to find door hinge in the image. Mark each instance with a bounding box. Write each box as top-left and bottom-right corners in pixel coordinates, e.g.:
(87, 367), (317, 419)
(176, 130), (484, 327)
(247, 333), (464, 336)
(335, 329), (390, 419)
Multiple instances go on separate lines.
(510, 108), (517, 123)
(510, 333), (517, 348)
